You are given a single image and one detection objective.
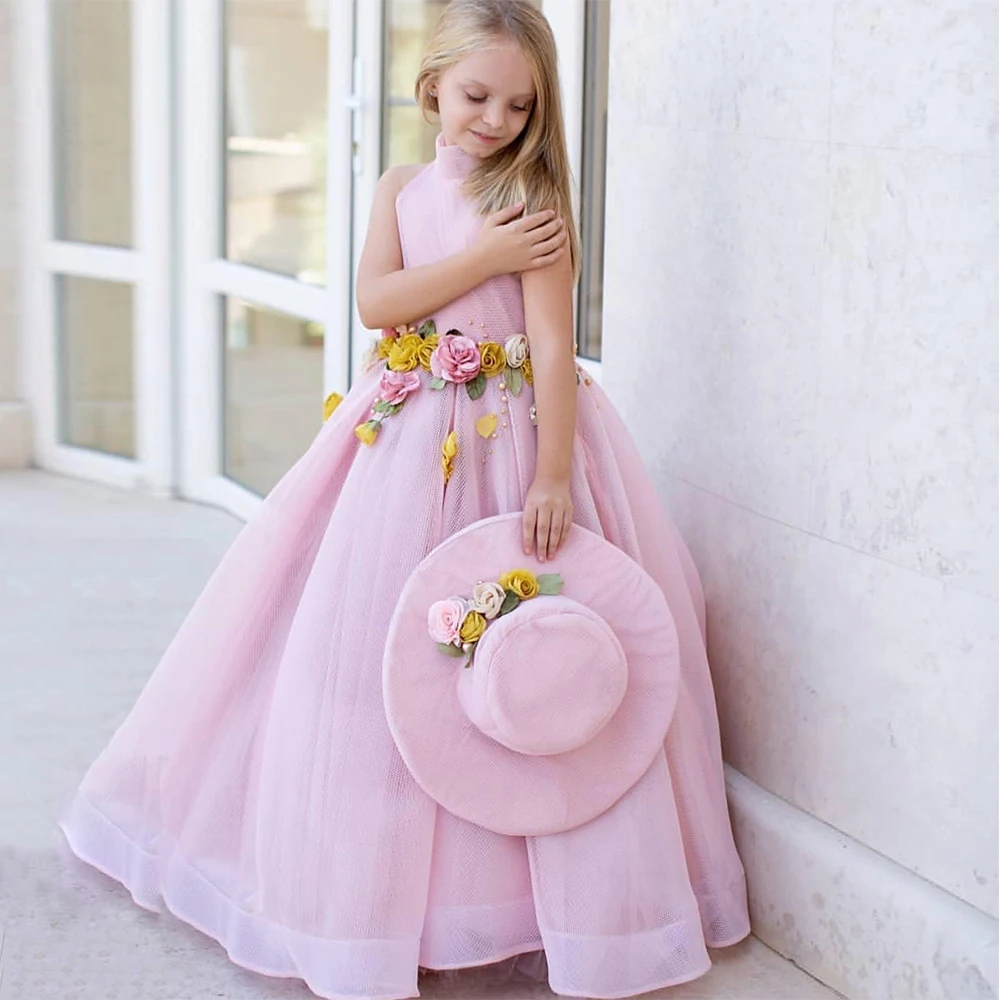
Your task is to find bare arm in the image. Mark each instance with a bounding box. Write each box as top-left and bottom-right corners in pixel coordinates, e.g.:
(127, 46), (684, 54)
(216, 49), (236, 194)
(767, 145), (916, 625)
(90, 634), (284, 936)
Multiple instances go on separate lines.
(355, 166), (489, 330)
(355, 165), (568, 331)
(520, 249), (578, 560)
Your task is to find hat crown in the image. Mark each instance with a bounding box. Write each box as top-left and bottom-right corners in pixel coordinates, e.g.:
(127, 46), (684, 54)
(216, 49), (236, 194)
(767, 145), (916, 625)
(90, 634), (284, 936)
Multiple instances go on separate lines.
(456, 595), (629, 756)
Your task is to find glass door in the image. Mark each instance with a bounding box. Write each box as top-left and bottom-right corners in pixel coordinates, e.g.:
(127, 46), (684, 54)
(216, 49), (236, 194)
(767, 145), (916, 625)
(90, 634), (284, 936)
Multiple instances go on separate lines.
(176, 0), (355, 517)
(19, 0), (173, 492)
(21, 0), (604, 516)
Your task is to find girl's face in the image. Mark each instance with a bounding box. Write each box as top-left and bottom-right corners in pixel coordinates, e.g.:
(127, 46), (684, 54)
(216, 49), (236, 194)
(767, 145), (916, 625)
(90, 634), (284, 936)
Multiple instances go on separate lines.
(434, 40), (536, 158)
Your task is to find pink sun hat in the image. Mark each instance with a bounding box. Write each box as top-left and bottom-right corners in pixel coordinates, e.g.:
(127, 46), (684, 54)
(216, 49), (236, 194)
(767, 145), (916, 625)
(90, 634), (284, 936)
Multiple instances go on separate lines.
(382, 512), (681, 836)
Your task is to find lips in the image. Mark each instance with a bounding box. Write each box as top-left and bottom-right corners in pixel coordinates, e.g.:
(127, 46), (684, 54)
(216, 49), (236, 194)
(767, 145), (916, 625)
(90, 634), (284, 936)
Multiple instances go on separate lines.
(471, 130), (501, 143)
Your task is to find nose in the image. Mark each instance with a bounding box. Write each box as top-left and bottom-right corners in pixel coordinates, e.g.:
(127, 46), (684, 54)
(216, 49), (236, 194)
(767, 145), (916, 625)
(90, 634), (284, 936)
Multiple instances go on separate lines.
(482, 101), (504, 130)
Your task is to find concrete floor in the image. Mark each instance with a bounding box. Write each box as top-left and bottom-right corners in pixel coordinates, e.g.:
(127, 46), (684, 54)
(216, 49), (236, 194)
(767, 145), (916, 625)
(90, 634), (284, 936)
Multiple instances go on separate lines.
(0, 470), (845, 1000)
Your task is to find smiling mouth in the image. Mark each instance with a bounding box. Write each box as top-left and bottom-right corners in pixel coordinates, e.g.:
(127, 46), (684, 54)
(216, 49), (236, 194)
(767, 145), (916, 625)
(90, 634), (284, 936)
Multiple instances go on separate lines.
(471, 130), (502, 142)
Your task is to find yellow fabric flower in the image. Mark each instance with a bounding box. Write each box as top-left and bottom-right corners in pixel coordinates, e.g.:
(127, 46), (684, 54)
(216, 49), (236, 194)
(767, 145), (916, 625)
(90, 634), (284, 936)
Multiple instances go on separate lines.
(522, 357), (533, 386)
(387, 333), (423, 372)
(479, 341), (507, 377)
(458, 609), (487, 644)
(498, 568), (539, 600)
(441, 430), (458, 482)
(418, 333), (440, 371)
(377, 336), (395, 360)
(323, 391), (344, 421)
(355, 421), (379, 446)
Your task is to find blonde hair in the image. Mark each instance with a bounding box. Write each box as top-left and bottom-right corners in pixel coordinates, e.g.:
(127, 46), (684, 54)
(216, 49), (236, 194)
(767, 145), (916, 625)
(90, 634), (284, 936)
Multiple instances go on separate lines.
(415, 0), (581, 282)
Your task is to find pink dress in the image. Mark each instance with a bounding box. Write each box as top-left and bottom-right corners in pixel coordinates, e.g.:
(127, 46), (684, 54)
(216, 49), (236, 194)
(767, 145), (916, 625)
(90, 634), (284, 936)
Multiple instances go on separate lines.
(57, 132), (751, 1000)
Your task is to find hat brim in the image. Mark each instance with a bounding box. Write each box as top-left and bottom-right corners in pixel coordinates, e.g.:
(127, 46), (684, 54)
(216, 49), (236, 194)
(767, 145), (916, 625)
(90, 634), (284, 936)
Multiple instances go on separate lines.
(382, 512), (680, 836)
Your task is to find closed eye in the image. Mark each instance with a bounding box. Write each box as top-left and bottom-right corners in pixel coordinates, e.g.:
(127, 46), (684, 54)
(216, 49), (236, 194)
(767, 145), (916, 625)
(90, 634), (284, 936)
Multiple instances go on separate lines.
(465, 93), (531, 113)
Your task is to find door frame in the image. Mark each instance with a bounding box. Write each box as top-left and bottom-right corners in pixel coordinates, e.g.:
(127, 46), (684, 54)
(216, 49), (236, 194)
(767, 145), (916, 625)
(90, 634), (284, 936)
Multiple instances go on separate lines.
(175, 0), (356, 520)
(16, 0), (174, 493)
(16, 0), (600, 521)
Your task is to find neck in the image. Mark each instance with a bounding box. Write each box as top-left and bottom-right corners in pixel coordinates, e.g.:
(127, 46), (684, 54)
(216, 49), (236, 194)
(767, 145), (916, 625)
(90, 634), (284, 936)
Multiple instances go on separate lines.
(435, 131), (478, 181)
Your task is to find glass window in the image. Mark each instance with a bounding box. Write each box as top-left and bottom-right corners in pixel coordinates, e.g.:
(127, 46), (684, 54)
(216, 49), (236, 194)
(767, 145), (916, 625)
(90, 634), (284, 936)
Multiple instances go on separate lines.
(578, 0), (610, 362)
(224, 0), (328, 284)
(51, 0), (132, 247)
(56, 276), (135, 457)
(382, 1), (449, 170)
(223, 298), (324, 496)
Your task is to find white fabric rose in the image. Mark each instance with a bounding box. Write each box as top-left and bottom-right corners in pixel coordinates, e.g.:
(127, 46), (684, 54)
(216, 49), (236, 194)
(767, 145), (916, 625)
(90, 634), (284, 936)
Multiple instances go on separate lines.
(469, 581), (506, 620)
(503, 334), (529, 368)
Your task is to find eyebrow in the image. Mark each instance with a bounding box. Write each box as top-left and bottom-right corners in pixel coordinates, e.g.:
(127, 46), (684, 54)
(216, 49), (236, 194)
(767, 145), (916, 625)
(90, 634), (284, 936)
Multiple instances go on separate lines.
(461, 79), (535, 101)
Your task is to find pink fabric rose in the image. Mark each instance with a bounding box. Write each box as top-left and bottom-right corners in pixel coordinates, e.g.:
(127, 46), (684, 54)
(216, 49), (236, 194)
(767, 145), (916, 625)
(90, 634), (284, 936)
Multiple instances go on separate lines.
(431, 335), (482, 384)
(428, 597), (468, 646)
(378, 368), (421, 405)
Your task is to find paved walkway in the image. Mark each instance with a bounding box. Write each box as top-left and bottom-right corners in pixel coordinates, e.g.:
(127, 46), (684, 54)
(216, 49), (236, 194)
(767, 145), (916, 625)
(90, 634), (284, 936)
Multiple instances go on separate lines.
(0, 470), (843, 1000)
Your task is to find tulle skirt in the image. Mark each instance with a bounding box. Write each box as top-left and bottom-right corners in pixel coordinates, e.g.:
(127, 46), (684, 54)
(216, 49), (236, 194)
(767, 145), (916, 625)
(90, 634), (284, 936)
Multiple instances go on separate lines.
(57, 361), (750, 999)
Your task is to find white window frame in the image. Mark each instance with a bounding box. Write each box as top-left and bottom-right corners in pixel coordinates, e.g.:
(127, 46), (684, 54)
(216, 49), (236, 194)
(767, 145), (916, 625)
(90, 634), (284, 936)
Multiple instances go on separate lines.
(16, 0), (174, 493)
(16, 0), (603, 521)
(175, 0), (356, 521)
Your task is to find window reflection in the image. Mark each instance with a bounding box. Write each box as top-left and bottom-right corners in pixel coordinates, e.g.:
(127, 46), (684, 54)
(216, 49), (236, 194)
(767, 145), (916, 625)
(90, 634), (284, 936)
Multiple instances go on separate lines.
(224, 0), (328, 283)
(578, 0), (610, 363)
(223, 298), (325, 496)
(382, 1), (449, 169)
(57, 276), (135, 457)
(51, 0), (132, 247)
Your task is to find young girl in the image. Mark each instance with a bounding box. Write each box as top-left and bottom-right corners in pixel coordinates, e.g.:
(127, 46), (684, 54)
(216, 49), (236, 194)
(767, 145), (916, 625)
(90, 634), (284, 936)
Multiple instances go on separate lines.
(57, 1), (751, 997)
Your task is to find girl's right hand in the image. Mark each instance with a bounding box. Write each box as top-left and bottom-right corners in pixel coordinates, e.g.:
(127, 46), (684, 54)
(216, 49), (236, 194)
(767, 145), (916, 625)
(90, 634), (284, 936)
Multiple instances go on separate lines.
(472, 203), (567, 277)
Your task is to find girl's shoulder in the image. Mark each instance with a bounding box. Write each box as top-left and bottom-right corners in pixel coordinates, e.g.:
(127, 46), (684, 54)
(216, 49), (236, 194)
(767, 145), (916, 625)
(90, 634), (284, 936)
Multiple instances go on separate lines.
(379, 161), (432, 205)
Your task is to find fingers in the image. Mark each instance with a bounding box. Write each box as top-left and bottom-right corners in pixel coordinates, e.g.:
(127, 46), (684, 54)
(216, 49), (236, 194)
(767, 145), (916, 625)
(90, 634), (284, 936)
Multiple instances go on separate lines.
(524, 502), (573, 559)
(529, 231), (567, 259)
(522, 508), (536, 555)
(533, 509), (549, 562)
(514, 208), (558, 233)
(527, 218), (564, 243)
(490, 201), (526, 226)
(529, 245), (566, 268)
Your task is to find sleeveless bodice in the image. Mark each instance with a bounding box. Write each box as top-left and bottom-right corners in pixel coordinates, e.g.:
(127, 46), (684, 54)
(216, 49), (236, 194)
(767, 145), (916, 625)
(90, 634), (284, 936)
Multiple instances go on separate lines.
(395, 132), (526, 343)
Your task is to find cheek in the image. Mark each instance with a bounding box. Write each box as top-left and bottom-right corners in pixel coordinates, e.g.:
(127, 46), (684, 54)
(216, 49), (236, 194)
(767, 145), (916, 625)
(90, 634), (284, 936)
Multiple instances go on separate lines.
(438, 93), (468, 124)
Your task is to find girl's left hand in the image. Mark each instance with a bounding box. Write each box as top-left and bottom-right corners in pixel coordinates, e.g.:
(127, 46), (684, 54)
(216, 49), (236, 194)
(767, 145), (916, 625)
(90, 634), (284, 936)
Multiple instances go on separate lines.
(522, 476), (574, 562)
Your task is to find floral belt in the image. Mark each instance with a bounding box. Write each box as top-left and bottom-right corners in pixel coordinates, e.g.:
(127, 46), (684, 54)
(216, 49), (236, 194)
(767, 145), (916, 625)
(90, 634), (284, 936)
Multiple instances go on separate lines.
(353, 320), (535, 447)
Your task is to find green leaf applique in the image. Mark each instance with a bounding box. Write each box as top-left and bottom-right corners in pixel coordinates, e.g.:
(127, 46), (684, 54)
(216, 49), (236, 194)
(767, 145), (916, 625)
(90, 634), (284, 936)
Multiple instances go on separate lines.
(466, 372), (487, 401)
(498, 589), (521, 616)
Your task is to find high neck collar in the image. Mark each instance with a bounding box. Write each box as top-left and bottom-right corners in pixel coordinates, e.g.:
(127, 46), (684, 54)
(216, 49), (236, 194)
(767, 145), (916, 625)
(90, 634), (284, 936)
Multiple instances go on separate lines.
(434, 131), (479, 180)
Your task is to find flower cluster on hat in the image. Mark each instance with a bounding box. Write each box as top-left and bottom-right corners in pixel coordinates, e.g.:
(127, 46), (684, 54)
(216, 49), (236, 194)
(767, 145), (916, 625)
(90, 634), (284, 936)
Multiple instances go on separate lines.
(428, 566), (564, 668)
(355, 319), (438, 446)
